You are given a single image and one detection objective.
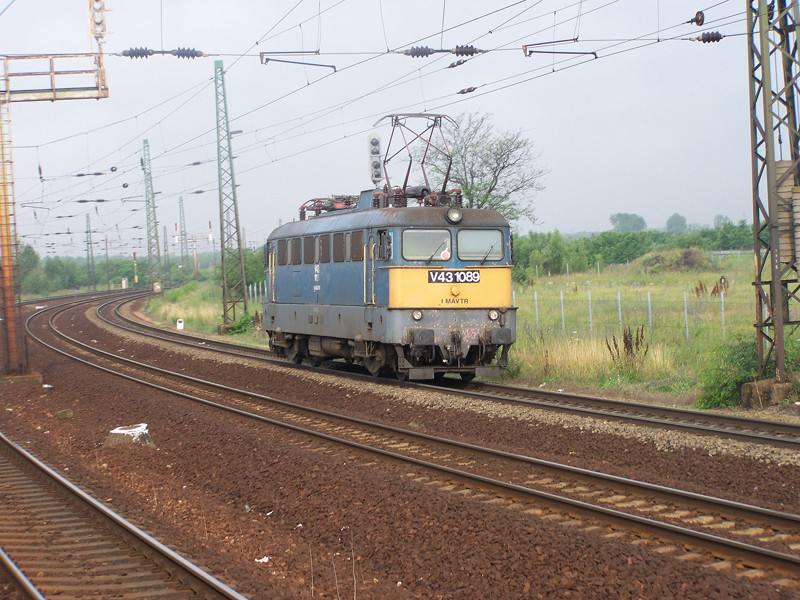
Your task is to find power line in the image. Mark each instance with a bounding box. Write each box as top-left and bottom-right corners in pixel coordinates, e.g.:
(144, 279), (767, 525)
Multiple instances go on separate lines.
(15, 1), (740, 244)
(0, 0), (17, 19)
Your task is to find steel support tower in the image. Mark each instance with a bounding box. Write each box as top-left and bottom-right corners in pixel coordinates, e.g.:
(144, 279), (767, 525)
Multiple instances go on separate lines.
(141, 139), (162, 293)
(214, 60), (247, 325)
(0, 1), (108, 375)
(0, 98), (24, 375)
(162, 224), (171, 282)
(86, 214), (96, 290)
(178, 196), (189, 283)
(748, 0), (800, 382)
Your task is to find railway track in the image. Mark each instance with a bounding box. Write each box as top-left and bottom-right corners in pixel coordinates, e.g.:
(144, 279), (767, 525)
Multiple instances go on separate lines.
(25, 296), (800, 585)
(0, 546), (42, 600)
(105, 295), (800, 450)
(0, 427), (249, 600)
(428, 379), (800, 449)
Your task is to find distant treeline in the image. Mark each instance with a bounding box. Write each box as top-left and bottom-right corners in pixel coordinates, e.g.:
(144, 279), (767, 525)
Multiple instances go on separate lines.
(19, 220), (752, 295)
(18, 246), (267, 296)
(512, 219), (751, 282)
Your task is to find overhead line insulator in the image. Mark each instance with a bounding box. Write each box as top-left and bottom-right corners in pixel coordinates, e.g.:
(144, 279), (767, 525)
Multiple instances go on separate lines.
(686, 10), (705, 26)
(401, 45), (485, 58)
(452, 45), (481, 56)
(457, 87), (477, 95)
(171, 47), (205, 59)
(403, 46), (435, 58)
(692, 31), (723, 43)
(447, 59), (467, 69)
(121, 47), (205, 59)
(122, 47), (155, 59)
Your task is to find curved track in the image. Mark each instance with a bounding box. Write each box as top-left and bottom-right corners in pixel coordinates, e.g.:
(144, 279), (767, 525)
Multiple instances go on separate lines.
(428, 379), (800, 448)
(23, 295), (800, 584)
(107, 295), (800, 450)
(0, 422), (248, 600)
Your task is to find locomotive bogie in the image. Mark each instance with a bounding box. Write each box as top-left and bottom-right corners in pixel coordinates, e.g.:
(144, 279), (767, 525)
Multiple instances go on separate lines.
(265, 301), (515, 379)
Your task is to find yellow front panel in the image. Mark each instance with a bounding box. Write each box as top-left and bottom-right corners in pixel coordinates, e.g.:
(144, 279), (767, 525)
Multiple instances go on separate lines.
(388, 266), (512, 308)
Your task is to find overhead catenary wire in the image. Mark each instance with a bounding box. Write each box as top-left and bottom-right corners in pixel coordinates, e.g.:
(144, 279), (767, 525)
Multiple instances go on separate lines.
(12, 0), (544, 221)
(23, 3), (740, 212)
(17, 7), (736, 218)
(0, 0), (16, 19)
(14, 1), (745, 252)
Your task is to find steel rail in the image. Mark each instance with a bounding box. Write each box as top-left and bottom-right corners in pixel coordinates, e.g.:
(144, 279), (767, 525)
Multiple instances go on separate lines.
(0, 547), (45, 600)
(19, 297), (250, 600)
(106, 295), (800, 450)
(109, 298), (273, 359)
(426, 379), (800, 448)
(19, 288), (134, 306)
(30, 298), (800, 574)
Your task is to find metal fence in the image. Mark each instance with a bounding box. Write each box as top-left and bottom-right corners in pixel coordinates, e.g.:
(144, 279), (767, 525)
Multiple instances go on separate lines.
(515, 288), (752, 345)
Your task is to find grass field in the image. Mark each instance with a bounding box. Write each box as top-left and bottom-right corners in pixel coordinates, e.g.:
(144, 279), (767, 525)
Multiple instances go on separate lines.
(509, 252), (758, 398)
(141, 251), (797, 405)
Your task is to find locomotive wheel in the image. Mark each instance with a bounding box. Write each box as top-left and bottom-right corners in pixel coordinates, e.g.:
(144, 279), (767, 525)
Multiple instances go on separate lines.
(363, 355), (383, 377)
(460, 372), (476, 383)
(363, 345), (386, 377)
(286, 338), (305, 364)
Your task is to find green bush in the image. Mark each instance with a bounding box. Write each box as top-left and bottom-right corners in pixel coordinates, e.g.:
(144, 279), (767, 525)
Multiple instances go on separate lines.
(696, 335), (768, 408)
(639, 248), (708, 273)
(227, 313), (253, 335)
(501, 354), (523, 379)
(165, 281), (200, 302)
(787, 337), (800, 397)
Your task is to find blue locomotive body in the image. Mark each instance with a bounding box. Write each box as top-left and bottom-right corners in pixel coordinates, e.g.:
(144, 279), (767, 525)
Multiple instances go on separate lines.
(263, 189), (516, 380)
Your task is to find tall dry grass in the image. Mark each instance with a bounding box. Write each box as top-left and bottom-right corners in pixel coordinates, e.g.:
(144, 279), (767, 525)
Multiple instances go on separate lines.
(146, 283), (222, 332)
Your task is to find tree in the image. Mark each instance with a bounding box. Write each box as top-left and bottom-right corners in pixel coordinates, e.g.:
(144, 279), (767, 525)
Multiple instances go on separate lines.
(713, 214), (731, 229)
(18, 244), (40, 280)
(543, 231), (567, 274)
(717, 219), (752, 250)
(666, 213), (688, 234)
(420, 111), (546, 222)
(609, 213), (647, 232)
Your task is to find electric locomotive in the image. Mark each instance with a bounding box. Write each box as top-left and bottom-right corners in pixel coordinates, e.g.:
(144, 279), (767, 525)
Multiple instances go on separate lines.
(263, 186), (516, 380)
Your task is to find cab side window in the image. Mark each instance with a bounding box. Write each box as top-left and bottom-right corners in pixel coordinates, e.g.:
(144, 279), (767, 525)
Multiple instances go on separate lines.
(277, 239), (287, 265)
(351, 231), (364, 261)
(303, 237), (315, 265)
(333, 233), (346, 262)
(319, 234), (331, 263)
(378, 229), (392, 260)
(290, 238), (302, 265)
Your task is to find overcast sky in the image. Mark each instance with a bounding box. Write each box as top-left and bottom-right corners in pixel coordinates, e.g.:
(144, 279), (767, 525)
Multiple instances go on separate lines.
(2, 0), (751, 257)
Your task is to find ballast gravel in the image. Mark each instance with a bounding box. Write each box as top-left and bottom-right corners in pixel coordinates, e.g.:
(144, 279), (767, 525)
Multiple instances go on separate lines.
(1, 299), (794, 599)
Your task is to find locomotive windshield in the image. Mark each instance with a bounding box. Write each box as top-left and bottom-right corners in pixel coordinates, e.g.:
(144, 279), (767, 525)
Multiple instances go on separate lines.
(457, 229), (504, 261)
(402, 229), (451, 261)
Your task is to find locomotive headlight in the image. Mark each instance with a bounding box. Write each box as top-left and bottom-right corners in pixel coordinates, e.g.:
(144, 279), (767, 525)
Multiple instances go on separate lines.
(446, 207), (463, 224)
(488, 309), (500, 321)
(412, 309), (424, 321)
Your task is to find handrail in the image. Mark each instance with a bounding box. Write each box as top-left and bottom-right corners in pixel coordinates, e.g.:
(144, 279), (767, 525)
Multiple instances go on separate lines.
(363, 244), (368, 304)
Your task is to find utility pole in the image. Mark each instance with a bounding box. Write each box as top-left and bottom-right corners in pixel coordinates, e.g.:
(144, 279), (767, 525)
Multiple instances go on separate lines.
(178, 196), (189, 283)
(0, 0), (108, 376)
(162, 224), (171, 284)
(214, 60), (247, 329)
(747, 0), (800, 383)
(141, 139), (162, 293)
(192, 237), (199, 281)
(86, 214), (96, 291)
(105, 235), (110, 291)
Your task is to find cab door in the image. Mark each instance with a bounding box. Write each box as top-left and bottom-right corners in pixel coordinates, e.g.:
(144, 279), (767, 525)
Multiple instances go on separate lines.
(363, 234), (376, 331)
(364, 234), (376, 306)
(266, 242), (277, 302)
